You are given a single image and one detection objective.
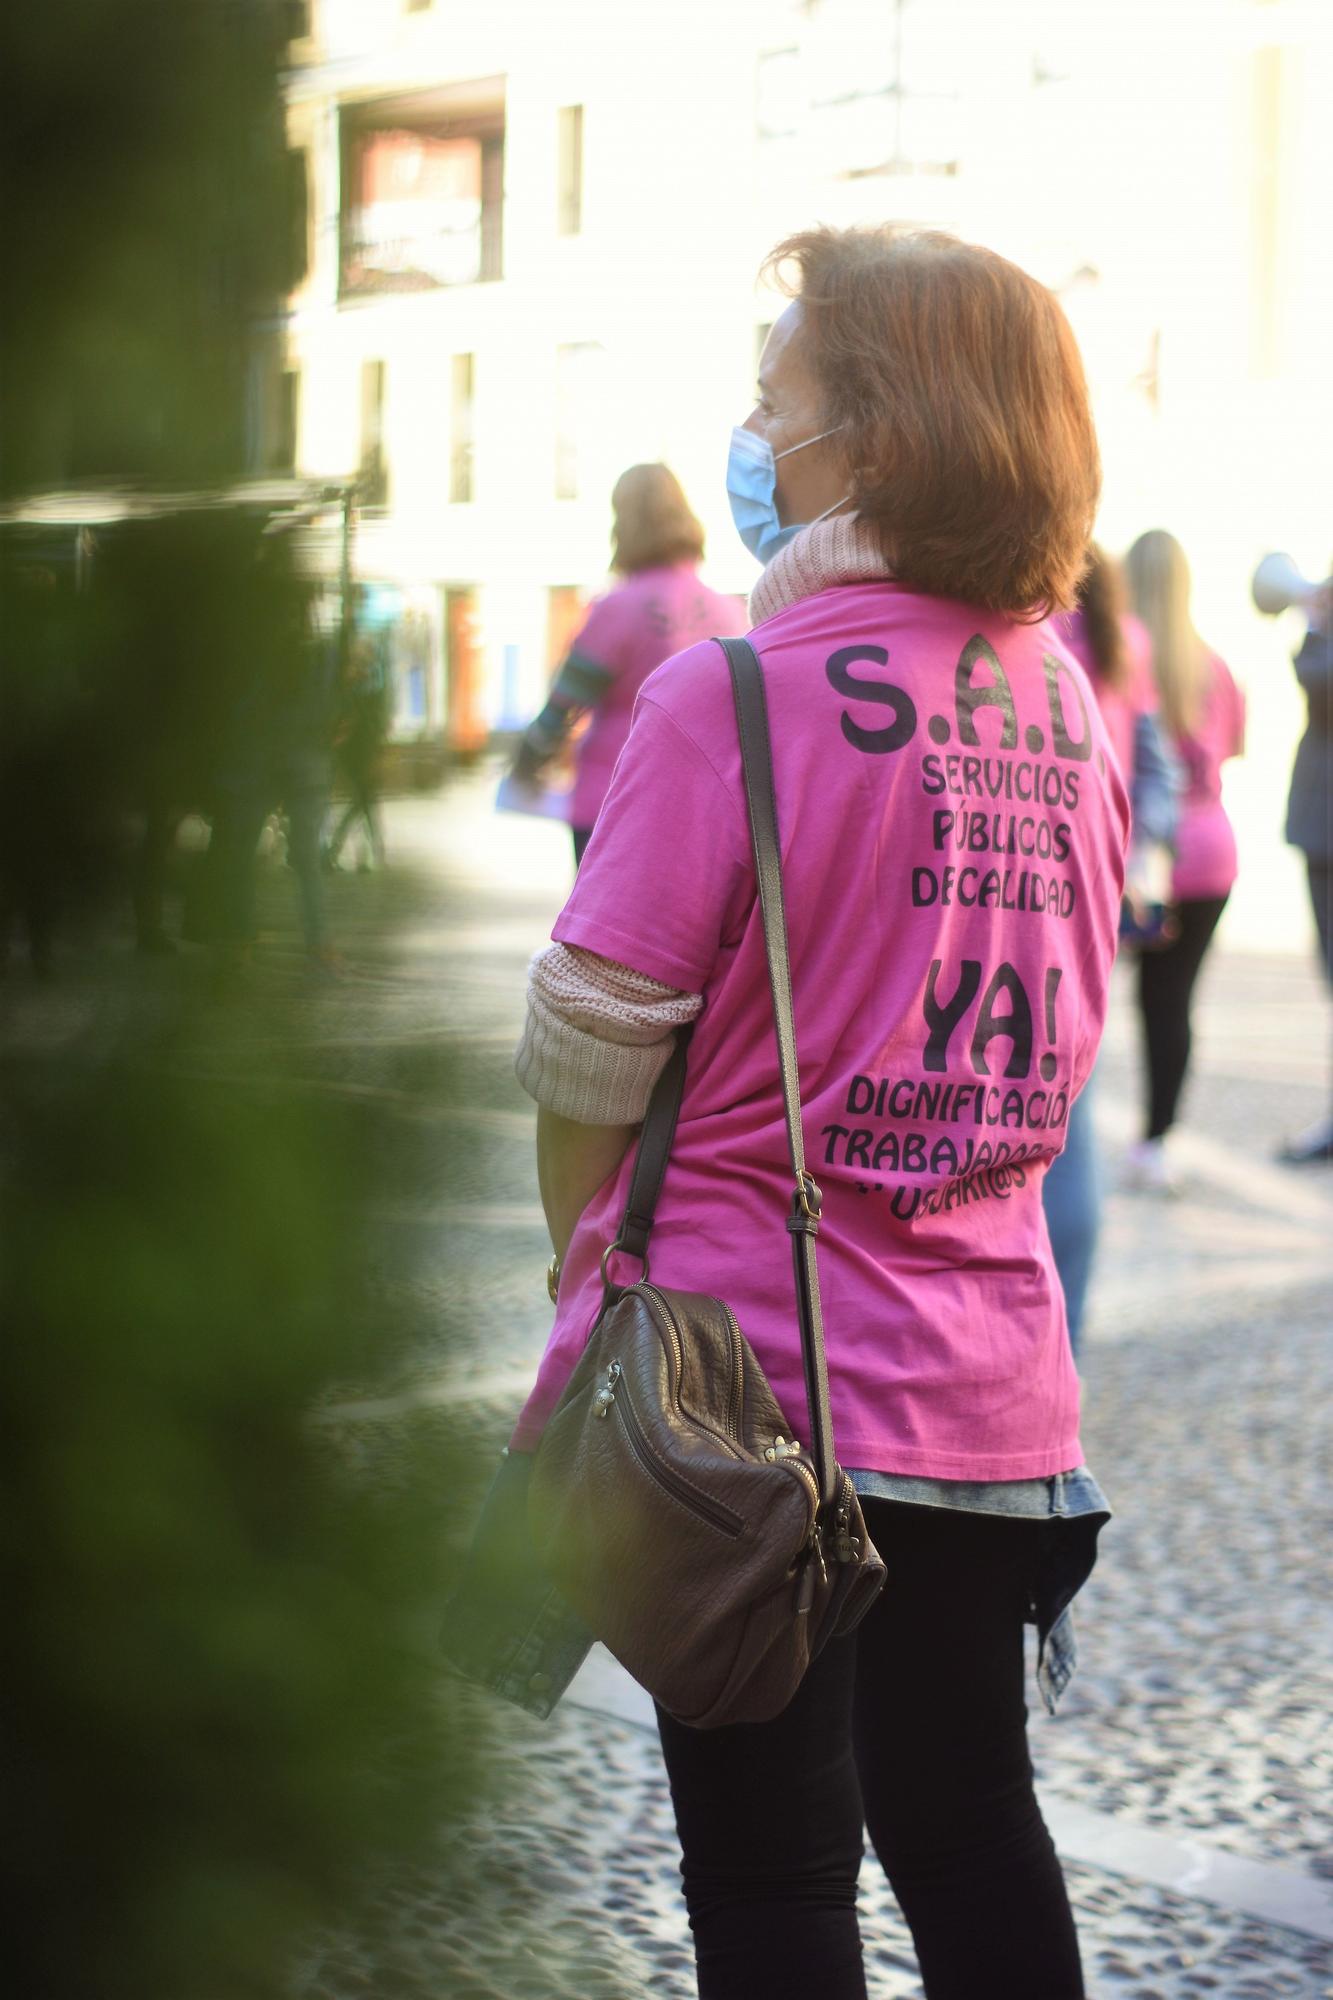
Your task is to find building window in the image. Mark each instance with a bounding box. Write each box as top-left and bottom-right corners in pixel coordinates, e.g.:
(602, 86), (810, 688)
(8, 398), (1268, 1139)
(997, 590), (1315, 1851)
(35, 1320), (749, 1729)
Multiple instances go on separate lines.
(1029, 0), (1075, 87)
(286, 148), (310, 288)
(359, 360), (388, 509)
(274, 369), (300, 471)
(449, 353), (475, 503)
(556, 105), (584, 236)
(765, 0), (960, 177)
(444, 586), (487, 752)
(283, 1), (311, 41)
(340, 84), (505, 297)
(756, 50), (801, 140)
(554, 342), (604, 501)
(478, 133), (505, 280)
(246, 350), (300, 474)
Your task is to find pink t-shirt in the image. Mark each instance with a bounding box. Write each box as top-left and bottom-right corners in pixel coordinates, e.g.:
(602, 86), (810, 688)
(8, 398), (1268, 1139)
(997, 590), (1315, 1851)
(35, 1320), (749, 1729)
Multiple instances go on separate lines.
(1169, 653), (1246, 901)
(515, 582), (1130, 1479)
(565, 565), (747, 829)
(1054, 610), (1157, 788)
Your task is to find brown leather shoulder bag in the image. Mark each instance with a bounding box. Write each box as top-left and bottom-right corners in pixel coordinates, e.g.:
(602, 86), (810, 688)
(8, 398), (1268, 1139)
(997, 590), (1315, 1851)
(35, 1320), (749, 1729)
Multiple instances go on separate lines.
(528, 636), (886, 1729)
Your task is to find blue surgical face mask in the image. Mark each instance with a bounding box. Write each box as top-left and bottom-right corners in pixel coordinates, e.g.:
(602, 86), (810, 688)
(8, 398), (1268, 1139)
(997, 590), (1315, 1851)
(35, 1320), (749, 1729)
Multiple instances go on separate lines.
(726, 422), (846, 567)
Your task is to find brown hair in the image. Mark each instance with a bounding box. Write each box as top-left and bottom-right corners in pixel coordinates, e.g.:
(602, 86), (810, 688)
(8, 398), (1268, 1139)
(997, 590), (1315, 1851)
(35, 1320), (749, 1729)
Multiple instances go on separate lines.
(1075, 543), (1129, 689)
(610, 464), (705, 575)
(764, 226), (1100, 618)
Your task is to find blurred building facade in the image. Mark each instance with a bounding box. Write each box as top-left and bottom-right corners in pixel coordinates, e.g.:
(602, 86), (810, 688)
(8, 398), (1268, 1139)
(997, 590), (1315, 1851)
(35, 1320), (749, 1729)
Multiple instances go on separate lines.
(281, 0), (1332, 942)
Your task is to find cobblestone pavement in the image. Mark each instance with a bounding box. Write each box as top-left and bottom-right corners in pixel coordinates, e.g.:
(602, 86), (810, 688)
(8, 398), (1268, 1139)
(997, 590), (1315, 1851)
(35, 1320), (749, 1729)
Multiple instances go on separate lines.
(11, 771), (1331, 1998)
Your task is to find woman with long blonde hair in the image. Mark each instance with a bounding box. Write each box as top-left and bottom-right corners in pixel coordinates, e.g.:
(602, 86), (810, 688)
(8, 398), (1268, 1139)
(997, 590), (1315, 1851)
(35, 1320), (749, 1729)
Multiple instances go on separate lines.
(1123, 530), (1246, 1188)
(1043, 545), (1179, 1342)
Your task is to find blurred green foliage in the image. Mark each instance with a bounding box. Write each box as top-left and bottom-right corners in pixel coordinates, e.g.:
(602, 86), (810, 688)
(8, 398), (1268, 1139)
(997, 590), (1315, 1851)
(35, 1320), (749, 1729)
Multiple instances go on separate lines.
(0, 14), (526, 1997)
(1, 1013), (479, 2000)
(0, 0), (294, 493)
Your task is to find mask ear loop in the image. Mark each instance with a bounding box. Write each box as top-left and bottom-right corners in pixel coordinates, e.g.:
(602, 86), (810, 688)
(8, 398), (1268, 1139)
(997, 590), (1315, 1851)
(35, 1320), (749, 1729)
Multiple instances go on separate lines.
(772, 425), (851, 531)
(772, 424), (844, 463)
(809, 493), (853, 527)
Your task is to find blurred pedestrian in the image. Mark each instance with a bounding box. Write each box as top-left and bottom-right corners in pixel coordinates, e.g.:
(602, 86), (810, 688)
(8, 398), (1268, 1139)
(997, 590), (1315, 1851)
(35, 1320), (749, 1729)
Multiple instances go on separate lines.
(1043, 545), (1180, 1348)
(0, 548), (109, 977)
(324, 631), (388, 873)
(1122, 529), (1245, 1191)
(273, 586), (340, 970)
(512, 464), (747, 866)
(93, 507), (257, 959)
(197, 529), (339, 970)
(1276, 576), (1332, 1162)
(485, 225), (1129, 2000)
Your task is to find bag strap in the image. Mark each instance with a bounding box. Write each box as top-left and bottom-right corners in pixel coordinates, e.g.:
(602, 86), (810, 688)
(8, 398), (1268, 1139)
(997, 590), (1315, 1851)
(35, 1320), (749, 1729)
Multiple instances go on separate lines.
(721, 635), (838, 1513)
(604, 635), (838, 1513)
(607, 1025), (691, 1271)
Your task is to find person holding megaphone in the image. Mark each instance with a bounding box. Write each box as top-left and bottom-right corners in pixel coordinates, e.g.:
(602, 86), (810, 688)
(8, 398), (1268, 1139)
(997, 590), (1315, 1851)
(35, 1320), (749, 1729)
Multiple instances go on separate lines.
(1253, 551), (1333, 1163)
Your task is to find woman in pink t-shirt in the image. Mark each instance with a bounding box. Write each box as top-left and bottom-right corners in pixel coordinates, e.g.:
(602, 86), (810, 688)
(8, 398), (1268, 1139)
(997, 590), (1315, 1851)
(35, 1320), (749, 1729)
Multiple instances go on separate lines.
(1123, 530), (1246, 1189)
(502, 229), (1127, 1999)
(514, 463), (746, 865)
(1043, 547), (1180, 1347)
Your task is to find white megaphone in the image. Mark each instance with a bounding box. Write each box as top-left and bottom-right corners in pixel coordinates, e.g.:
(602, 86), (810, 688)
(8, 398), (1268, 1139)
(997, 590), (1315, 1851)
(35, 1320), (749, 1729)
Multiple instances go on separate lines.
(1252, 551), (1330, 615)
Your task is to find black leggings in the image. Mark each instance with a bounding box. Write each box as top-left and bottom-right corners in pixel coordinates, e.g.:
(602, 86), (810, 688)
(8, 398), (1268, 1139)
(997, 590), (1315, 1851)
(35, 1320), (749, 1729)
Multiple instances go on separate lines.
(1308, 858), (1332, 987)
(1134, 894), (1228, 1140)
(327, 771), (384, 868)
(655, 1503), (1085, 2000)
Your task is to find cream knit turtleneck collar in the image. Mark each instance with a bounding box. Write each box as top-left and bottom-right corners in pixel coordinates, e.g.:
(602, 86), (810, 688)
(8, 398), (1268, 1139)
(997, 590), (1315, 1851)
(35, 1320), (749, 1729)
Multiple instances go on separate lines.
(748, 512), (893, 627)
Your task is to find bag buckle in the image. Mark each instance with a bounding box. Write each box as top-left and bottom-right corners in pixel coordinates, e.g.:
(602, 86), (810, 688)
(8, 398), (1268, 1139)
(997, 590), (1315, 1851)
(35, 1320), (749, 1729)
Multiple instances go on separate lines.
(600, 1238), (650, 1295)
(788, 1174), (823, 1232)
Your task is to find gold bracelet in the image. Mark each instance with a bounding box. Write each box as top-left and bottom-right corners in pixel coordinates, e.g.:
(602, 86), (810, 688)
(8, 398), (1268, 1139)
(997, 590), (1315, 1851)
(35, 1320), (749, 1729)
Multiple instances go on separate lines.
(546, 1255), (561, 1304)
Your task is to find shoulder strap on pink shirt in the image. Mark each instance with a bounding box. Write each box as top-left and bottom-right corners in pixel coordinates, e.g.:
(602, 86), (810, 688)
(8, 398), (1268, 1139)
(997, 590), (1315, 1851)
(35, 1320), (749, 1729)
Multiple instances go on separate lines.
(606, 636), (839, 1513)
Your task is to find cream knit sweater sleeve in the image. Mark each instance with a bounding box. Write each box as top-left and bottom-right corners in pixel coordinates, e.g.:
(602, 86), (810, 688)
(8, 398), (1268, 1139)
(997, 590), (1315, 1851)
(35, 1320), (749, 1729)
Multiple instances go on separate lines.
(514, 943), (703, 1125)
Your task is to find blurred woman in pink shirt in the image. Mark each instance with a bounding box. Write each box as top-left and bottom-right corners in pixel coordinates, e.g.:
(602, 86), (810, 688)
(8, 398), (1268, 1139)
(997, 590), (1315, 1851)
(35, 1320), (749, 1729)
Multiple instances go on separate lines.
(514, 464), (746, 865)
(1044, 546), (1179, 1344)
(1123, 530), (1246, 1189)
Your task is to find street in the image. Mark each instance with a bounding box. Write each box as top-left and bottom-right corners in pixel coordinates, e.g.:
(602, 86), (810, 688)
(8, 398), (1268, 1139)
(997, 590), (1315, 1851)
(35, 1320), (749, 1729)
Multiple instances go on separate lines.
(13, 769), (1330, 1999)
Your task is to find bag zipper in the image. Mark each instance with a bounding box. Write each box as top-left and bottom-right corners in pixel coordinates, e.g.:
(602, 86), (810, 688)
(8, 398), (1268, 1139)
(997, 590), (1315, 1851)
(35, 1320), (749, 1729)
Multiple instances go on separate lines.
(637, 1284), (746, 1456)
(593, 1361), (744, 1538)
(635, 1284), (822, 1518)
(828, 1473), (864, 1564)
(718, 1302), (747, 1445)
